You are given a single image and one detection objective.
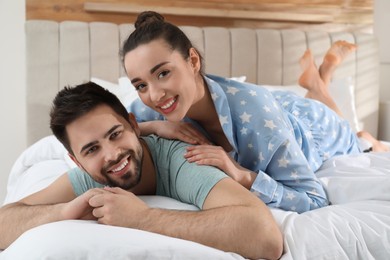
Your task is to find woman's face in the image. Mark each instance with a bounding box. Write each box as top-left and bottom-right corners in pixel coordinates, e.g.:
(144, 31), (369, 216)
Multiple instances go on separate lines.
(124, 39), (201, 122)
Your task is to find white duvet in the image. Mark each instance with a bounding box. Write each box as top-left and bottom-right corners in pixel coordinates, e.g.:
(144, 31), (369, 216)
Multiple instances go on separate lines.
(1, 136), (390, 260)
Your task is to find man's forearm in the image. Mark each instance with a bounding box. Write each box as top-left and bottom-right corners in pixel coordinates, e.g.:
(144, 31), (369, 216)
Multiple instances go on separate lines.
(134, 205), (281, 260)
(0, 202), (64, 249)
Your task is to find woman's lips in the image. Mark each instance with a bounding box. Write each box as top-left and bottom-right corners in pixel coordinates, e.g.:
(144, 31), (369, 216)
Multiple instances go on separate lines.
(158, 96), (178, 114)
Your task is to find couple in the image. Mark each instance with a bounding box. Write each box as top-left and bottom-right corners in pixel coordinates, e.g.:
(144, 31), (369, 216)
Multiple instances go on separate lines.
(0, 11), (386, 259)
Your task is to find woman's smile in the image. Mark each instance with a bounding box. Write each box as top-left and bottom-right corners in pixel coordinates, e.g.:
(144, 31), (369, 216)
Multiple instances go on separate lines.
(157, 95), (179, 114)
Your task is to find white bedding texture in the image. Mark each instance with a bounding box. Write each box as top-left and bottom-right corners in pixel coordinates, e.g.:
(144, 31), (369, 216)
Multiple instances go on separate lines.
(1, 135), (390, 260)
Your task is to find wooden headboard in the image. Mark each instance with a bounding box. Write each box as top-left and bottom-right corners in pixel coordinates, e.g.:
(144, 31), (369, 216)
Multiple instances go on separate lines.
(26, 20), (379, 145)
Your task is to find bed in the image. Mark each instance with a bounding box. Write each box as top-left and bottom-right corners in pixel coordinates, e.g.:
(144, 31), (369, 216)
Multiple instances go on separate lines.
(1, 20), (390, 260)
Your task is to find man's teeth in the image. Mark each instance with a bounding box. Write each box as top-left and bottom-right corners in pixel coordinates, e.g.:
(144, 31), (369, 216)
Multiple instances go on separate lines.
(112, 160), (128, 172)
(161, 98), (176, 109)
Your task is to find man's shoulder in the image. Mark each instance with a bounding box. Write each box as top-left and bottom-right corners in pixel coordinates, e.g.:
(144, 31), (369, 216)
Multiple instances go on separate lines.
(141, 135), (189, 166)
(67, 167), (103, 196)
(142, 135), (189, 149)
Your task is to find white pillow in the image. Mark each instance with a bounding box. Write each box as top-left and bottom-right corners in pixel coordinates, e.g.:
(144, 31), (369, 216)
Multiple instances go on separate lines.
(91, 77), (138, 108)
(229, 76), (247, 83)
(262, 77), (360, 132)
(3, 136), (70, 205)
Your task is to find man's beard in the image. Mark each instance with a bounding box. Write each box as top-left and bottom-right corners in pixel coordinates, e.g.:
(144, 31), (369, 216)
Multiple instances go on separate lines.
(100, 146), (143, 190)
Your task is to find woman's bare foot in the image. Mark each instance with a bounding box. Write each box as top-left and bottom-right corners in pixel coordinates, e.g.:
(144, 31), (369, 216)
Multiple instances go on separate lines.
(319, 40), (357, 86)
(298, 49), (323, 92)
(298, 49), (344, 117)
(357, 131), (390, 152)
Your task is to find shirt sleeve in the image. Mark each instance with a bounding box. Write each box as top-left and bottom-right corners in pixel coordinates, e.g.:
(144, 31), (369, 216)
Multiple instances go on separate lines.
(220, 80), (329, 213)
(251, 138), (329, 213)
(153, 137), (229, 209)
(67, 167), (104, 196)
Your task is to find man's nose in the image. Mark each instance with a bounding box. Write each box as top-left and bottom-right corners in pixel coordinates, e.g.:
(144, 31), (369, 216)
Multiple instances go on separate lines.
(103, 143), (121, 163)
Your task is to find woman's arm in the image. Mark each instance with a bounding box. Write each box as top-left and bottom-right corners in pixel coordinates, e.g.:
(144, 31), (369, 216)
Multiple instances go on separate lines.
(138, 121), (211, 145)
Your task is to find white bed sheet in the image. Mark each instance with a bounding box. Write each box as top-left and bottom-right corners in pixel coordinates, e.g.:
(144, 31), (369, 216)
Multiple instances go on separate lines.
(1, 136), (390, 260)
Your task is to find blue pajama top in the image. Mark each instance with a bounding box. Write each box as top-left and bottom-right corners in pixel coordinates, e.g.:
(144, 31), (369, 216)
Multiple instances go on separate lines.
(128, 74), (361, 213)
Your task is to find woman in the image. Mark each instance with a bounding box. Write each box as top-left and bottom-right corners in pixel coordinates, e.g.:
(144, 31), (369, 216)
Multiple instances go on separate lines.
(121, 11), (377, 213)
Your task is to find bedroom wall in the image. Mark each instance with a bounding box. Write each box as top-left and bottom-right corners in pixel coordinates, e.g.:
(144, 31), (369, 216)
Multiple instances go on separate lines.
(26, 0), (373, 32)
(0, 1), (26, 203)
(374, 0), (390, 141)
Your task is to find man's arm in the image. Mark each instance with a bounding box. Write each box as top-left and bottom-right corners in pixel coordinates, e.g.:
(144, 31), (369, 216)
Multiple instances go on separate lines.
(88, 178), (283, 260)
(0, 174), (98, 249)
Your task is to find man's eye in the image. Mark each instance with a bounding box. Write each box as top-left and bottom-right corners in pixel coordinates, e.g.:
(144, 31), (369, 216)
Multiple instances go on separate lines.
(86, 146), (98, 155)
(158, 70), (170, 79)
(111, 131), (122, 139)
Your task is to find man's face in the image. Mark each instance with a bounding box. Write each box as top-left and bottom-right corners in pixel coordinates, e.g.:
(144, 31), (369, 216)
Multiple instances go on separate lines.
(66, 105), (143, 190)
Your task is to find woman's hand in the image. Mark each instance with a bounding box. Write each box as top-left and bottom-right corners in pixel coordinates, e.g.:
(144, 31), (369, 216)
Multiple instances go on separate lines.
(184, 145), (256, 189)
(141, 121), (211, 145)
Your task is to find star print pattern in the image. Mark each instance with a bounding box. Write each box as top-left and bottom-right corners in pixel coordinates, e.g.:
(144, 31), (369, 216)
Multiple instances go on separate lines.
(240, 127), (248, 135)
(227, 86), (239, 95)
(211, 92), (219, 101)
(128, 74), (361, 213)
(219, 115), (229, 126)
(278, 157), (289, 168)
(240, 112), (252, 123)
(264, 119), (277, 130)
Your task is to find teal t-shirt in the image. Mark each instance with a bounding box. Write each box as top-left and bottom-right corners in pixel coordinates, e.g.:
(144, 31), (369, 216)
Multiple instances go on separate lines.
(67, 135), (228, 209)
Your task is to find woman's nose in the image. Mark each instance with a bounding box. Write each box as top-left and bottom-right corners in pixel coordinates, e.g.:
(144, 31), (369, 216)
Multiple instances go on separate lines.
(149, 85), (166, 102)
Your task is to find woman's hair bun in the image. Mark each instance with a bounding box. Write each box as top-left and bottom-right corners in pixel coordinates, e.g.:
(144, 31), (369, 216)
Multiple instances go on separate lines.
(135, 11), (165, 29)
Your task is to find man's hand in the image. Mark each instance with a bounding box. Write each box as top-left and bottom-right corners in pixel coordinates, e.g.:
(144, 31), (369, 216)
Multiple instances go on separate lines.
(61, 188), (109, 220)
(88, 187), (149, 227)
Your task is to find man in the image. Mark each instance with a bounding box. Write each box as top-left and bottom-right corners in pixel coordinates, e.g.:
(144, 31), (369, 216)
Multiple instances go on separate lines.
(0, 82), (283, 260)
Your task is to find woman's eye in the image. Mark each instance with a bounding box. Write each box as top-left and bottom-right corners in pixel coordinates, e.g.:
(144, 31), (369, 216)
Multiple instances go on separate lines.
(135, 83), (146, 92)
(158, 70), (170, 79)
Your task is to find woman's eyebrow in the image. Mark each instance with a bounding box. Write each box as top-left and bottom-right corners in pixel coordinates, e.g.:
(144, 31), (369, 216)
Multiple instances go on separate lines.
(150, 61), (169, 75)
(130, 62), (169, 84)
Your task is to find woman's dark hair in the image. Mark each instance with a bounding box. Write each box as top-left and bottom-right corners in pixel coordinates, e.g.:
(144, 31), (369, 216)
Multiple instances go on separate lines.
(121, 11), (204, 74)
(50, 82), (131, 155)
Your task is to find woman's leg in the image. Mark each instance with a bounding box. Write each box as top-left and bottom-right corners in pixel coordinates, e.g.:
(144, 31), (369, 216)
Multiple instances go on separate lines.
(357, 131), (390, 152)
(299, 40), (357, 112)
(318, 40), (357, 87)
(299, 43), (388, 152)
(298, 49), (343, 117)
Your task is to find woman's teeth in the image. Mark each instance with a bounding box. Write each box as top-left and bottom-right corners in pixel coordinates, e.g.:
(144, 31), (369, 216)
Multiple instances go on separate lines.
(161, 97), (177, 109)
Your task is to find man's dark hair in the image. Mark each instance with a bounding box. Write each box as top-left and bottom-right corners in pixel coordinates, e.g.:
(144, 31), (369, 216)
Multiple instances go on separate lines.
(50, 81), (131, 155)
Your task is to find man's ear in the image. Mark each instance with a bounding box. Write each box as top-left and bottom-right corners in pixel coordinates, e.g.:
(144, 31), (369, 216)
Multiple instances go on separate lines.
(68, 153), (82, 168)
(128, 112), (141, 137)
